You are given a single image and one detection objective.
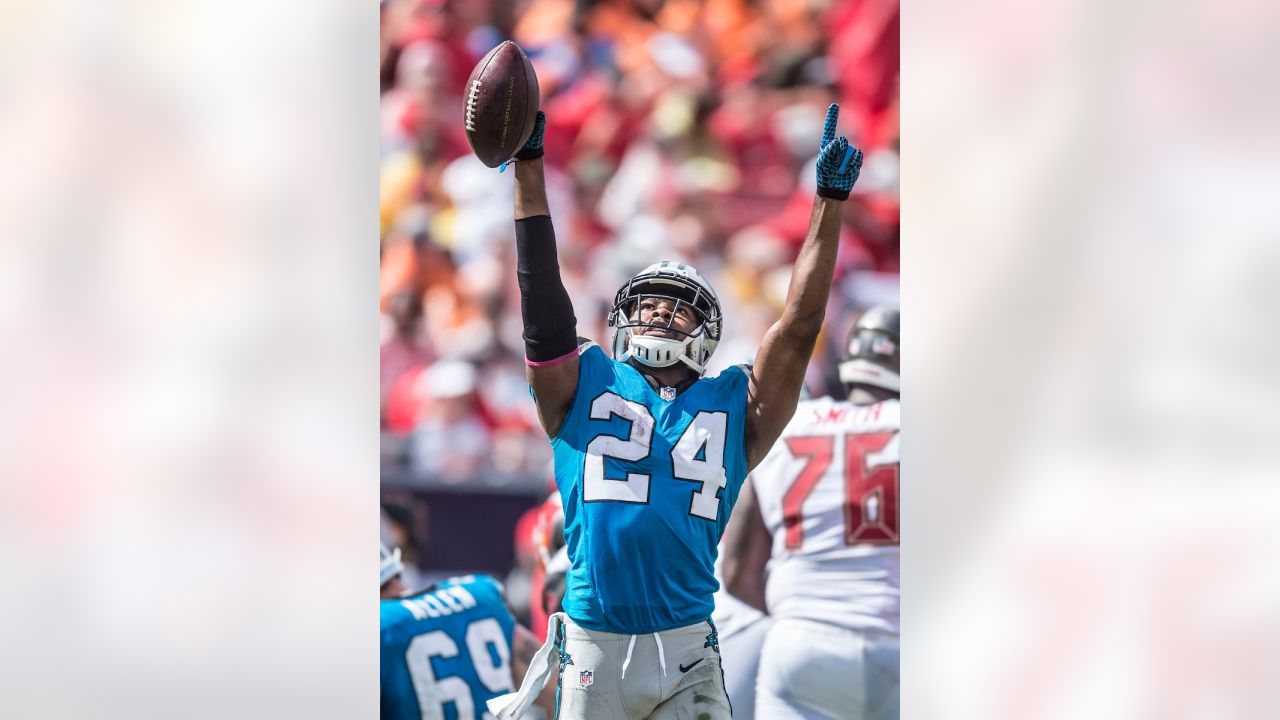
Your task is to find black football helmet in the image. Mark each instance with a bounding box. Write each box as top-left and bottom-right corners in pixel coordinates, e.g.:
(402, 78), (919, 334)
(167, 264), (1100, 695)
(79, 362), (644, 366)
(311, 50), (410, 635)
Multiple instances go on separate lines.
(838, 305), (900, 393)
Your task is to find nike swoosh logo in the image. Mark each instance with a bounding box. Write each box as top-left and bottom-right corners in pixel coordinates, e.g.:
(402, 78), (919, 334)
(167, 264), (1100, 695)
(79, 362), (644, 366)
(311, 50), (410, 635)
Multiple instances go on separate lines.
(678, 659), (703, 673)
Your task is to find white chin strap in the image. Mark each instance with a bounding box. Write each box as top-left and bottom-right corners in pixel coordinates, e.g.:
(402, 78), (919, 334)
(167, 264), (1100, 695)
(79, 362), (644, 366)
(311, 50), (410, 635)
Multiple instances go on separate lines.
(839, 359), (900, 392)
(621, 331), (706, 374)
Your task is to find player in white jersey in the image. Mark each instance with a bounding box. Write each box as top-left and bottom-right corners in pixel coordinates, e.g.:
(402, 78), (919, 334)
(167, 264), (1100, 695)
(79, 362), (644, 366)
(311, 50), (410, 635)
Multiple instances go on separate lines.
(722, 305), (900, 719)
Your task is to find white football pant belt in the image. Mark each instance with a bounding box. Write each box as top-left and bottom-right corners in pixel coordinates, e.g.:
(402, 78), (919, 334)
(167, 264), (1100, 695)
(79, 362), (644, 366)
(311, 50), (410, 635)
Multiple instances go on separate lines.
(620, 632), (667, 680)
(488, 613), (565, 720)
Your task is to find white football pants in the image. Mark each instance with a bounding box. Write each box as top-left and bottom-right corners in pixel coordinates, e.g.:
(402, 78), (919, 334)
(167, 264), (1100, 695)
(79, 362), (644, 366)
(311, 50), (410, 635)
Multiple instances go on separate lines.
(756, 618), (899, 720)
(717, 615), (771, 720)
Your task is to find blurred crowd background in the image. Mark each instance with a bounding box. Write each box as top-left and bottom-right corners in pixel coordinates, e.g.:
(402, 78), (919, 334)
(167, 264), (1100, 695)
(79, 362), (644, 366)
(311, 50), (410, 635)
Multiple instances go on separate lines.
(379, 0), (899, 601)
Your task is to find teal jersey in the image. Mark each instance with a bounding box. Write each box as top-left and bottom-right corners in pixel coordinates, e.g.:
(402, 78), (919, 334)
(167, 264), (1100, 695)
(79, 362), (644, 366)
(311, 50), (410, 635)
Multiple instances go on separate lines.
(380, 575), (516, 720)
(550, 342), (750, 634)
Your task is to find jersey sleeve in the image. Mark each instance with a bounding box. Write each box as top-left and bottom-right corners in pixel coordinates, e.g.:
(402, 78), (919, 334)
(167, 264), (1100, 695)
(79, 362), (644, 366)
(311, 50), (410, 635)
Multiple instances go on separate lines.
(722, 364), (752, 479)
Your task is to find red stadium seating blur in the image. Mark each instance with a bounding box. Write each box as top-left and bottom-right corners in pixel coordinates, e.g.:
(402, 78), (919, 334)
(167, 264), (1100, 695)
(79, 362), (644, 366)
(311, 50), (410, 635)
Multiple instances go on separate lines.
(379, 0), (898, 494)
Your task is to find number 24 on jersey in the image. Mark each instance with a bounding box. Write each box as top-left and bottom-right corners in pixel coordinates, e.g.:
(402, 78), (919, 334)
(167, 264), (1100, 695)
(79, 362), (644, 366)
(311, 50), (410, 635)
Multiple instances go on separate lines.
(581, 391), (728, 521)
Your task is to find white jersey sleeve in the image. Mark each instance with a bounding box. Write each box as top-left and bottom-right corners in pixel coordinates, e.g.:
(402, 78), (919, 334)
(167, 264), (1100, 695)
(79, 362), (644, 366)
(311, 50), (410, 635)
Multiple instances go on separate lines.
(751, 397), (900, 634)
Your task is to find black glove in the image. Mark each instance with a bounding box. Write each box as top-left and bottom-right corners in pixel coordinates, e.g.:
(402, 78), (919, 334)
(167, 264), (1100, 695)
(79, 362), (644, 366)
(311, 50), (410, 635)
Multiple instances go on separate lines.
(500, 111), (545, 172)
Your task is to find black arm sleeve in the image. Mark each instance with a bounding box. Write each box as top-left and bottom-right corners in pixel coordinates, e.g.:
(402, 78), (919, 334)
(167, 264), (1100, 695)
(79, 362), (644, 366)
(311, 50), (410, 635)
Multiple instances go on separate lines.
(516, 215), (578, 362)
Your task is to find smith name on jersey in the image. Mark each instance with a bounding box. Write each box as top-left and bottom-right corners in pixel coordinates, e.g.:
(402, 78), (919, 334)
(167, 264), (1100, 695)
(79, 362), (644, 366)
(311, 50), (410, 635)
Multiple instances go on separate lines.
(381, 575), (516, 720)
(752, 396), (900, 634)
(550, 341), (750, 634)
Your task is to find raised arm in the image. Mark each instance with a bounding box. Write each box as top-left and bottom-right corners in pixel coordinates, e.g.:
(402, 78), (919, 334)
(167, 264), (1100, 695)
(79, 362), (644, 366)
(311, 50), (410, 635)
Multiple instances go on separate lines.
(512, 113), (579, 437)
(744, 105), (863, 469)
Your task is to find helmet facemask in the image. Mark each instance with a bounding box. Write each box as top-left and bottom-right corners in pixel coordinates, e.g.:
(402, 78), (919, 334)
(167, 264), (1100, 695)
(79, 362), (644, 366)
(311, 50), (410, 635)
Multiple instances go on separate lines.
(380, 542), (404, 587)
(608, 264), (722, 375)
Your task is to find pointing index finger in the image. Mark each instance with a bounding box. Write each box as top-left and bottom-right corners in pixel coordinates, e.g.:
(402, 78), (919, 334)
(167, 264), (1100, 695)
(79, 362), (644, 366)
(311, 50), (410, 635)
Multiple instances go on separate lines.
(821, 103), (840, 149)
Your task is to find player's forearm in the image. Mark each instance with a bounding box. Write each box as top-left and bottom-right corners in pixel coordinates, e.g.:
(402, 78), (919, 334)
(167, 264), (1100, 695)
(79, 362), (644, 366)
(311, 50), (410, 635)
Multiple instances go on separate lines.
(725, 567), (769, 613)
(516, 214), (577, 363)
(722, 483), (772, 612)
(722, 542), (770, 613)
(514, 158), (550, 219)
(778, 196), (844, 342)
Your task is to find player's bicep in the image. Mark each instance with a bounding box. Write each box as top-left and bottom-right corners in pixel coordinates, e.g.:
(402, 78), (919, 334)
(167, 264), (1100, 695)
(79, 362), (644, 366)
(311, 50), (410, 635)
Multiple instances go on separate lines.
(745, 321), (810, 468)
(526, 355), (579, 438)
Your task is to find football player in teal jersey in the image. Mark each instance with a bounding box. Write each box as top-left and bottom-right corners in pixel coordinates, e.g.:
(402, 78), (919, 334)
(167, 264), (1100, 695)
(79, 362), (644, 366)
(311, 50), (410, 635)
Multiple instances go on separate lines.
(488, 105), (862, 720)
(380, 543), (551, 720)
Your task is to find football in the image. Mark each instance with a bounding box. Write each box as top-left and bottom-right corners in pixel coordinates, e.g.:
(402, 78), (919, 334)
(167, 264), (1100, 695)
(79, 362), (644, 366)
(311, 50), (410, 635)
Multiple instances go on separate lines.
(463, 41), (540, 168)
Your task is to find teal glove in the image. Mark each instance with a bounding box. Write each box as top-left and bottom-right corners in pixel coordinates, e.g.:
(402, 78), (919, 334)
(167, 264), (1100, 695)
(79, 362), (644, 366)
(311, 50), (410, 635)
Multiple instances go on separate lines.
(815, 104), (863, 201)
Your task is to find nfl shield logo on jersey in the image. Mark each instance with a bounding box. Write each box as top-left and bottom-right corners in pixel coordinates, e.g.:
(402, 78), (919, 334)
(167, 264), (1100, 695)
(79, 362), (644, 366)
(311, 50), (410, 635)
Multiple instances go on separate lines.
(660, 386), (676, 401)
(579, 669), (594, 687)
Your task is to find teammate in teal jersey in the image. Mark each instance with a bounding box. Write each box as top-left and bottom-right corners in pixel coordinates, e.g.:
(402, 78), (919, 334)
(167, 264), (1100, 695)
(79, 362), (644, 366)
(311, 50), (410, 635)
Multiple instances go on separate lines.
(380, 543), (551, 720)
(488, 104), (862, 720)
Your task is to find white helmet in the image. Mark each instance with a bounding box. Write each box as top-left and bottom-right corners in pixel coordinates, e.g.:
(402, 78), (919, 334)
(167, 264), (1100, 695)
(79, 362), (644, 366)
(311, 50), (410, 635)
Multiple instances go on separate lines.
(608, 261), (723, 375)
(380, 542), (404, 587)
